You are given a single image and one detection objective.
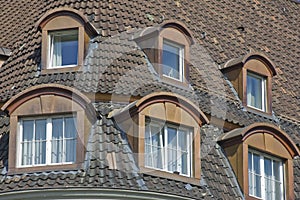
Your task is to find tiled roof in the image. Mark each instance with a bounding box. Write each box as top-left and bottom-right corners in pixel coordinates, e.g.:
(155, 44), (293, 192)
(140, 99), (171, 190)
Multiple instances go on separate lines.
(0, 0), (299, 199)
(0, 0), (299, 121)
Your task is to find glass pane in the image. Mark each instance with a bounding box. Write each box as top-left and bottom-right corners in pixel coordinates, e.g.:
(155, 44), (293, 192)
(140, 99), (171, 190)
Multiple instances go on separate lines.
(35, 119), (46, 140)
(264, 158), (273, 199)
(22, 142), (32, 165)
(273, 160), (281, 181)
(65, 139), (76, 162)
(22, 120), (34, 165)
(178, 130), (187, 150)
(35, 141), (46, 165)
(167, 127), (177, 172)
(275, 182), (282, 200)
(248, 152), (253, 195)
(181, 152), (188, 175)
(52, 118), (63, 139)
(247, 73), (264, 110)
(51, 139), (63, 163)
(50, 29), (78, 67)
(253, 154), (261, 197)
(162, 42), (181, 79)
(23, 120), (34, 141)
(65, 117), (76, 138)
(52, 118), (63, 163)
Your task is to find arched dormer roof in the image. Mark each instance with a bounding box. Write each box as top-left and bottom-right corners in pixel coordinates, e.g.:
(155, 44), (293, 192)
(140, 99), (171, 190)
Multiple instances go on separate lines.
(133, 20), (194, 45)
(218, 122), (300, 158)
(159, 20), (194, 45)
(35, 7), (98, 37)
(110, 92), (208, 126)
(1, 84), (98, 122)
(222, 52), (277, 76)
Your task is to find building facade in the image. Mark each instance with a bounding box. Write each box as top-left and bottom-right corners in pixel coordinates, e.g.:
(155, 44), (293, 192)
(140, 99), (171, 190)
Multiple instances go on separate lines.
(0, 0), (299, 199)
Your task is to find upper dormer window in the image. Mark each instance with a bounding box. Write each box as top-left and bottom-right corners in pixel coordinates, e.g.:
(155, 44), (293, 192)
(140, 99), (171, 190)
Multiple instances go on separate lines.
(162, 40), (184, 81)
(48, 29), (79, 68)
(246, 72), (267, 111)
(36, 8), (98, 72)
(221, 53), (277, 114)
(135, 21), (193, 86)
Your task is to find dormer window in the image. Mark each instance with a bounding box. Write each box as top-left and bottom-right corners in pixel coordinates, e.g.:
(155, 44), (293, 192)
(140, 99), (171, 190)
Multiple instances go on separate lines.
(162, 40), (184, 81)
(134, 21), (194, 86)
(220, 53), (277, 114)
(218, 123), (300, 200)
(246, 72), (267, 111)
(111, 92), (208, 184)
(36, 8), (98, 72)
(48, 29), (79, 68)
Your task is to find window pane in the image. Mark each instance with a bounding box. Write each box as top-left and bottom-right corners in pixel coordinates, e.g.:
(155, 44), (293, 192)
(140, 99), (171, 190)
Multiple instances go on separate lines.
(35, 119), (46, 164)
(49, 29), (78, 67)
(162, 42), (181, 79)
(167, 127), (177, 172)
(22, 120), (34, 165)
(64, 117), (77, 162)
(52, 118), (63, 163)
(274, 160), (283, 200)
(23, 120), (34, 141)
(65, 139), (76, 162)
(264, 158), (272, 199)
(145, 125), (163, 169)
(248, 152), (253, 195)
(247, 73), (265, 110)
(273, 160), (281, 181)
(253, 154), (261, 197)
(179, 130), (188, 175)
(65, 117), (76, 138)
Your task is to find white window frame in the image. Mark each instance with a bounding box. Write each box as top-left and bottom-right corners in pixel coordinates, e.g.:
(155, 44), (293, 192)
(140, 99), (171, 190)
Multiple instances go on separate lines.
(48, 29), (79, 69)
(17, 115), (77, 167)
(162, 40), (184, 82)
(248, 149), (285, 200)
(246, 71), (267, 111)
(144, 120), (193, 177)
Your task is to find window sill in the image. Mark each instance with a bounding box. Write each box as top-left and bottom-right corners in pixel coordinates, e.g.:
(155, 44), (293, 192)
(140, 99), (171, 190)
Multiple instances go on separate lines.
(41, 65), (82, 74)
(8, 163), (82, 175)
(161, 75), (189, 89)
(246, 195), (263, 200)
(140, 166), (200, 186)
(244, 105), (273, 118)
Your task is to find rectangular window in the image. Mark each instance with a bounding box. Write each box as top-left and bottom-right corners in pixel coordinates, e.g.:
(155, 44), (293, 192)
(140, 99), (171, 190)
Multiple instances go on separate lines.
(48, 29), (78, 68)
(144, 120), (192, 177)
(247, 72), (267, 111)
(162, 40), (184, 81)
(248, 150), (285, 200)
(19, 115), (77, 167)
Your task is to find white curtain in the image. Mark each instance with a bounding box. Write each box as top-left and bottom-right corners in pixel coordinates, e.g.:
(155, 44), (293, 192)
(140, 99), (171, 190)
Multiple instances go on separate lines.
(52, 118), (63, 163)
(34, 119), (46, 165)
(49, 34), (62, 68)
(22, 120), (34, 165)
(64, 117), (76, 162)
